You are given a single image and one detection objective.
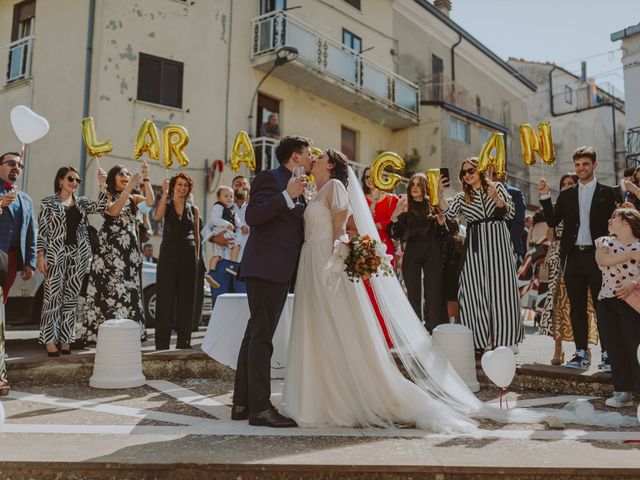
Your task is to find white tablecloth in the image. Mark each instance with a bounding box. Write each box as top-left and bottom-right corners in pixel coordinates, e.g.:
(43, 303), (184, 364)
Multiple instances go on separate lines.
(202, 293), (294, 378)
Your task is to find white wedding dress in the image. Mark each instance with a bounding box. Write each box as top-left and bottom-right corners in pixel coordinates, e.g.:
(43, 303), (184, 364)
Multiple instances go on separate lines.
(282, 178), (477, 432)
(282, 168), (630, 432)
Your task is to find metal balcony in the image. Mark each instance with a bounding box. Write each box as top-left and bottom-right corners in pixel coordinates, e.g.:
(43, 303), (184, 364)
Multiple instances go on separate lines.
(5, 35), (35, 85)
(251, 11), (419, 130)
(626, 126), (640, 167)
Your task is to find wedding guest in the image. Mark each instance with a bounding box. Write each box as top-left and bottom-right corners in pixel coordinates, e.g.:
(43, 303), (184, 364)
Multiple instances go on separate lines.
(79, 163), (153, 343)
(0, 243), (9, 395)
(37, 167), (108, 356)
(440, 218), (464, 322)
(517, 210), (550, 323)
(491, 172), (527, 264)
(362, 167), (398, 344)
(0, 152), (36, 301)
(538, 174), (599, 365)
(595, 208), (640, 408)
(154, 173), (200, 350)
(192, 206), (206, 332)
(539, 146), (620, 370)
(389, 173), (447, 332)
(439, 158), (523, 352)
(207, 177), (251, 305)
(142, 243), (157, 263)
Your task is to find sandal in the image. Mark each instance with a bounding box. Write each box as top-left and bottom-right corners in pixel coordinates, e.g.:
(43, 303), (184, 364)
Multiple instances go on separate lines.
(550, 352), (565, 366)
(0, 382), (10, 396)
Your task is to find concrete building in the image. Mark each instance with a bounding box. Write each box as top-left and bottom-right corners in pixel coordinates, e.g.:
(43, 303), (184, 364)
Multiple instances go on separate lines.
(611, 23), (640, 167)
(508, 58), (625, 194)
(0, 0), (538, 221)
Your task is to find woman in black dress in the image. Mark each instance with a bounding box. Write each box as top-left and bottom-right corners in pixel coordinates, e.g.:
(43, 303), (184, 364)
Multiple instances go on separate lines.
(154, 173), (200, 350)
(388, 173), (448, 332)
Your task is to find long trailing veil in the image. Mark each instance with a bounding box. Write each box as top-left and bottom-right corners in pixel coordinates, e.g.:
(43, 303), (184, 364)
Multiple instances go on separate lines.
(345, 166), (630, 427)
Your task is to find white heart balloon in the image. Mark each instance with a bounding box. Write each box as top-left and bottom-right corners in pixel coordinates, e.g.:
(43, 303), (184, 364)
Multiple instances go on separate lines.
(10, 105), (49, 144)
(481, 346), (516, 389)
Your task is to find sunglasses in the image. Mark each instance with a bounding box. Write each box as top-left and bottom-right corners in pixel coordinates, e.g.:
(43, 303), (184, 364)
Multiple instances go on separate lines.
(67, 176), (82, 184)
(1, 160), (24, 169)
(116, 171), (130, 177)
(461, 167), (476, 176)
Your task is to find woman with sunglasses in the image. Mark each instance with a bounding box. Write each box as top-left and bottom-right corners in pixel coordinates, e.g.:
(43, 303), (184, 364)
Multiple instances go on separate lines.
(79, 163), (154, 344)
(37, 166), (107, 356)
(438, 158), (523, 354)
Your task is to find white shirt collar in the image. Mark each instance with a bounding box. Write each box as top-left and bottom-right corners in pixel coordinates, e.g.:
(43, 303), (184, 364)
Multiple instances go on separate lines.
(578, 178), (597, 190)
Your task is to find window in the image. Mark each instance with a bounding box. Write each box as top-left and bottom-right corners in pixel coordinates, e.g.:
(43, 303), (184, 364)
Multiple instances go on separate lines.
(564, 85), (573, 105)
(137, 53), (184, 108)
(11, 0), (35, 41)
(260, 0), (286, 14)
(480, 128), (492, 145)
(431, 54), (444, 101)
(342, 29), (362, 53)
(449, 117), (469, 144)
(341, 126), (357, 162)
(343, 0), (361, 9)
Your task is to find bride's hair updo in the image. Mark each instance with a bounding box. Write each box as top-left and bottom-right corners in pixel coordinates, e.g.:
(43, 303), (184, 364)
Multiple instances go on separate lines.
(325, 148), (349, 187)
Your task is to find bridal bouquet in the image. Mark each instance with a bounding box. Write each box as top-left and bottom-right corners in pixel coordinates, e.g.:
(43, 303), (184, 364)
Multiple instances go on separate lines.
(334, 234), (394, 282)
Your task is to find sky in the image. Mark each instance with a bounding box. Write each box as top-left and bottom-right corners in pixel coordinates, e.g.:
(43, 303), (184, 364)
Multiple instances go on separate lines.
(449, 0), (638, 96)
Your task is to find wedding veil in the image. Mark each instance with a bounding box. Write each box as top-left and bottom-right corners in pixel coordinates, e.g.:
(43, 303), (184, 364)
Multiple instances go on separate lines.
(345, 167), (629, 426)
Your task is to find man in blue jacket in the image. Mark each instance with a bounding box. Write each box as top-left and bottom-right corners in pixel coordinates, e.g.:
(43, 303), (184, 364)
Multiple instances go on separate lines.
(0, 152), (37, 301)
(492, 171), (527, 264)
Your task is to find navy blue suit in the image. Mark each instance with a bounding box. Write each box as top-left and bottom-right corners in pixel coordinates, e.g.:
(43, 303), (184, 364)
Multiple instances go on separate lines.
(504, 183), (527, 260)
(234, 166), (305, 413)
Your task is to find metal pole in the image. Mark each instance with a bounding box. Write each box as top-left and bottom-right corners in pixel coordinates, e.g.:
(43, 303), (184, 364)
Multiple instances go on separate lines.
(79, 0), (96, 196)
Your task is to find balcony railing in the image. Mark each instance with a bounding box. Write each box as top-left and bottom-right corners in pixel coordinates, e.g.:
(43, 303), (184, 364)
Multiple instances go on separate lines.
(626, 126), (640, 167)
(252, 136), (279, 171)
(421, 73), (503, 125)
(5, 35), (35, 84)
(251, 11), (419, 116)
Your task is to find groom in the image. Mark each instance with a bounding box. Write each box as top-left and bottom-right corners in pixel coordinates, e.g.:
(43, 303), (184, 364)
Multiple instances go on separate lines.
(232, 136), (312, 427)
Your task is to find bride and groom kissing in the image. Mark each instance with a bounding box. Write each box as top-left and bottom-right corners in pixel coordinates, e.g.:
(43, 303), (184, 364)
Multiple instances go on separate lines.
(230, 135), (485, 432)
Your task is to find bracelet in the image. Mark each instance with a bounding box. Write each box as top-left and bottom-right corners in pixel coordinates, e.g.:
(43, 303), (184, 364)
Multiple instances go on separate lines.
(143, 178), (150, 182)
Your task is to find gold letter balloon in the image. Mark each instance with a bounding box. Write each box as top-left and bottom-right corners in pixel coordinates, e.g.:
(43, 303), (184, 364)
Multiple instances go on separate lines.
(230, 131), (256, 172)
(426, 169), (440, 207)
(477, 132), (506, 178)
(162, 125), (190, 169)
(520, 121), (555, 166)
(81, 117), (112, 158)
(133, 120), (160, 161)
(370, 152), (405, 192)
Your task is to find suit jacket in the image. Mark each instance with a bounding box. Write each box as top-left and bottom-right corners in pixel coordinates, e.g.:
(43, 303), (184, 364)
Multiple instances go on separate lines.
(541, 182), (621, 258)
(240, 166), (304, 284)
(0, 190), (37, 270)
(505, 183), (527, 257)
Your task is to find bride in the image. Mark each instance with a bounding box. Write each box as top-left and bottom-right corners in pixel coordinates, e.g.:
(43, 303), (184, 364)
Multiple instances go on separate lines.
(283, 149), (477, 431)
(282, 148), (628, 432)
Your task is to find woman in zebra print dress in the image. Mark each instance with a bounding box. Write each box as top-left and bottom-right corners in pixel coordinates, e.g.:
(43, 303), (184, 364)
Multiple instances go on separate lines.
(439, 158), (523, 351)
(79, 163), (154, 343)
(37, 167), (108, 356)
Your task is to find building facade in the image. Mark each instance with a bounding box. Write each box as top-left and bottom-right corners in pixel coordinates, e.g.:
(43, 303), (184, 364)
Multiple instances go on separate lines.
(612, 24), (640, 168)
(0, 0), (538, 223)
(508, 58), (625, 194)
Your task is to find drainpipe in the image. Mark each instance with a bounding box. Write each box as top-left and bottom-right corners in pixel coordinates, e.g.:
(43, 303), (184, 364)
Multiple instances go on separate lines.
(223, 0), (233, 164)
(450, 34), (462, 82)
(79, 0), (96, 196)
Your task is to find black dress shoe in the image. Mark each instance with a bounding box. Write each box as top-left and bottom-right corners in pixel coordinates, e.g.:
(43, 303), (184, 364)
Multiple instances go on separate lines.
(176, 343), (192, 350)
(249, 407), (298, 428)
(231, 404), (249, 420)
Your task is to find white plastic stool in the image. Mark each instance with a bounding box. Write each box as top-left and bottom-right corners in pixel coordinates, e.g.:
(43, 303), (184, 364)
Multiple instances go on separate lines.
(89, 319), (146, 389)
(432, 323), (480, 392)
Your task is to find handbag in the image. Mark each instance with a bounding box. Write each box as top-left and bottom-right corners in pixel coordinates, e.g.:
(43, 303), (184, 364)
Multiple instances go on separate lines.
(538, 245), (552, 284)
(625, 290), (640, 314)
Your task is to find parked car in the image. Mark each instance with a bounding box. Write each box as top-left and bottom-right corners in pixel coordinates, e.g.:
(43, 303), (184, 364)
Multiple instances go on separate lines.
(6, 261), (211, 327)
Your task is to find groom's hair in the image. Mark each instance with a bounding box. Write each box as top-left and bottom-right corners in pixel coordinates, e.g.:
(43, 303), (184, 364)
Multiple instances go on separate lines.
(275, 136), (311, 165)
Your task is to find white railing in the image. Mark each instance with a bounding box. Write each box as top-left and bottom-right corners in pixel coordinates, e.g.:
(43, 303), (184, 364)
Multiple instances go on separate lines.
(251, 11), (419, 116)
(252, 136), (279, 171)
(5, 35), (35, 84)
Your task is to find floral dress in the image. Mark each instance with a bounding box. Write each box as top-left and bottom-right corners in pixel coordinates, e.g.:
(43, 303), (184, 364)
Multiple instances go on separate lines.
(79, 196), (146, 341)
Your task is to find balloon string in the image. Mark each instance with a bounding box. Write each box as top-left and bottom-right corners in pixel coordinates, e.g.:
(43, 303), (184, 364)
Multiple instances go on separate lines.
(499, 389), (503, 409)
(20, 144), (25, 162)
(94, 156), (101, 171)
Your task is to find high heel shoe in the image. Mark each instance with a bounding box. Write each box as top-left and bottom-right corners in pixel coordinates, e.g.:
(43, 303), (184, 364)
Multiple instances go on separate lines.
(60, 349), (71, 355)
(0, 382), (10, 396)
(550, 352), (565, 366)
(47, 350), (61, 357)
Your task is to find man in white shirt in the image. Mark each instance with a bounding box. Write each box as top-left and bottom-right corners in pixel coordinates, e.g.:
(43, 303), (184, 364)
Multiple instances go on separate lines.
(538, 147), (620, 370)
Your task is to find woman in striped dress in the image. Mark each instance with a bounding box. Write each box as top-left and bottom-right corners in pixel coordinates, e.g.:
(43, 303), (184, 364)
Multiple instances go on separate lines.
(438, 158), (523, 351)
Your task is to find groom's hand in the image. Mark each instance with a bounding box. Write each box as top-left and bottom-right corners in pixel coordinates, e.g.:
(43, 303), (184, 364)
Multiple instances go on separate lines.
(287, 177), (307, 199)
